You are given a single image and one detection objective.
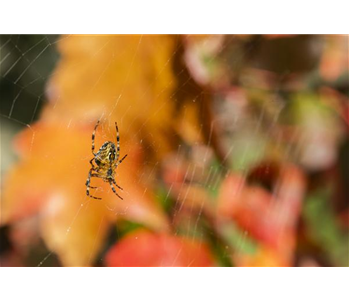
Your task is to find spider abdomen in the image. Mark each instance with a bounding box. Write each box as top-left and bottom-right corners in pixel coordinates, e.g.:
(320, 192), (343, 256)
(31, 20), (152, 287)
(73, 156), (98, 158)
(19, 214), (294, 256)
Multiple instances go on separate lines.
(97, 142), (117, 163)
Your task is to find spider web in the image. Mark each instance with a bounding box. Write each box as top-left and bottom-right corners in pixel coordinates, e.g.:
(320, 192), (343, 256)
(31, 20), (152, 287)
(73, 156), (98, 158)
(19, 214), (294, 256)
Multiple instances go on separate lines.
(0, 33), (308, 268)
(3, 34), (343, 268)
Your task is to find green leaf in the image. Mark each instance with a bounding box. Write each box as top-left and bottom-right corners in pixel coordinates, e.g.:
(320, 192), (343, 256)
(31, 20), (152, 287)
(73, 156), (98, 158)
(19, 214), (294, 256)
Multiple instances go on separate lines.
(303, 189), (349, 266)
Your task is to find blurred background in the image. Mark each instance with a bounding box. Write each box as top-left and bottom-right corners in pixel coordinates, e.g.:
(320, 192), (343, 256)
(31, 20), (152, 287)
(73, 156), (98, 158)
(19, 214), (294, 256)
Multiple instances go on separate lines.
(0, 35), (348, 267)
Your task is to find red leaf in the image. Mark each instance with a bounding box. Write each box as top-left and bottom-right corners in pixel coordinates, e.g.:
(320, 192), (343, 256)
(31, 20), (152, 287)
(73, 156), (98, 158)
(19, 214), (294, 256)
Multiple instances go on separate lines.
(105, 230), (214, 267)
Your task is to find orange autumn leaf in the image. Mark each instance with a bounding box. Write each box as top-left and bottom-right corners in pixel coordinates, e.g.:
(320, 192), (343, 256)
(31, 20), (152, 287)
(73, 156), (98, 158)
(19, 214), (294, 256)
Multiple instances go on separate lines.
(1, 122), (169, 266)
(105, 230), (214, 267)
(44, 35), (178, 157)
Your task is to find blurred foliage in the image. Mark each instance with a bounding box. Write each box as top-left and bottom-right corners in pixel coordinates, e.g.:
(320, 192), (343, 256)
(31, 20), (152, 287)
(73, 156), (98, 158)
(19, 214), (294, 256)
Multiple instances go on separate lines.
(0, 35), (348, 267)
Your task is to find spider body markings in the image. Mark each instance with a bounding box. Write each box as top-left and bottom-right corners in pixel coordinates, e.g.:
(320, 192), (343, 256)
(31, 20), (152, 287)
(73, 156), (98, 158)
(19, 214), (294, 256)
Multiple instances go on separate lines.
(86, 121), (127, 200)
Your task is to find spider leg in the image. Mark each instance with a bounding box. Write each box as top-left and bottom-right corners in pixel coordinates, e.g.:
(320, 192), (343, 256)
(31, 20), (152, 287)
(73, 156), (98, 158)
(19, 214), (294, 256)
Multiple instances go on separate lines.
(86, 170), (102, 200)
(118, 154), (127, 165)
(112, 178), (123, 190)
(109, 180), (123, 200)
(115, 122), (120, 161)
(115, 122), (127, 165)
(89, 158), (97, 170)
(91, 120), (100, 155)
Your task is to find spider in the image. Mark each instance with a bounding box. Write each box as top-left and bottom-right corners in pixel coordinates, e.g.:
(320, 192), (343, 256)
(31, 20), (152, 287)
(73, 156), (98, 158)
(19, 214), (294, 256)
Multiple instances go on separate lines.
(86, 120), (127, 200)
